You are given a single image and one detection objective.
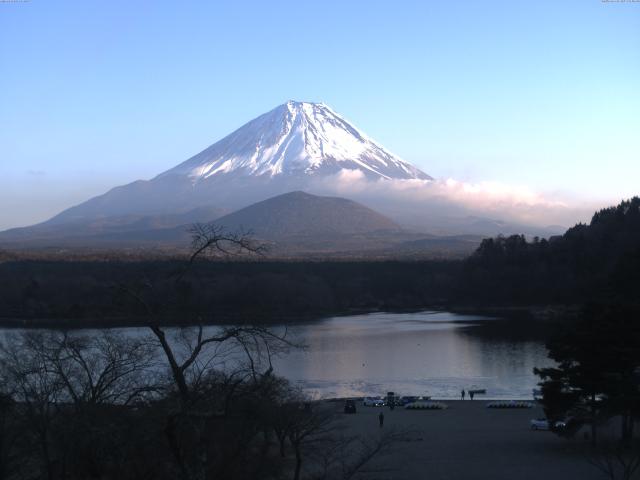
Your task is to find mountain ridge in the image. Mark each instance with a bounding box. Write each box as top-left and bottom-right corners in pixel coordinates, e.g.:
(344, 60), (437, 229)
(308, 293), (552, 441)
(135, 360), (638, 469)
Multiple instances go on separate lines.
(211, 190), (400, 239)
(41, 101), (431, 225)
(0, 192), (484, 258)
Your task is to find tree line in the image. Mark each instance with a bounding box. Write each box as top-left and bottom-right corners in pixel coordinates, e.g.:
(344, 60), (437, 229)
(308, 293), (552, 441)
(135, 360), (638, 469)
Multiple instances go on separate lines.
(460, 197), (640, 306)
(518, 198), (640, 479)
(0, 259), (459, 327)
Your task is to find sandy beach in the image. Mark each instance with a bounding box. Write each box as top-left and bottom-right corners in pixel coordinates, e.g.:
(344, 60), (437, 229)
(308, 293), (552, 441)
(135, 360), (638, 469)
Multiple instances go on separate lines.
(326, 400), (601, 480)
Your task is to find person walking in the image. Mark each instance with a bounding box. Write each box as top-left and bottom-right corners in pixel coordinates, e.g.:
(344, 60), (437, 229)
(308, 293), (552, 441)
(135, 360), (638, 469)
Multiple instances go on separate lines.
(461, 389), (466, 400)
(378, 411), (384, 428)
(470, 391), (474, 401)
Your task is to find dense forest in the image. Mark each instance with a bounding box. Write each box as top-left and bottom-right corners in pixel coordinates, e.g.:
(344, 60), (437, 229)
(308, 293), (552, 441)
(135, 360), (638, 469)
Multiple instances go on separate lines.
(0, 197), (638, 327)
(0, 259), (459, 326)
(459, 196), (640, 306)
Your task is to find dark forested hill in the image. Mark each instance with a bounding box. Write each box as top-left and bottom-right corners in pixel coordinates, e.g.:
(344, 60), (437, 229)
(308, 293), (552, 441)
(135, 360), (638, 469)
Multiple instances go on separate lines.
(0, 259), (459, 326)
(458, 197), (640, 305)
(212, 191), (400, 238)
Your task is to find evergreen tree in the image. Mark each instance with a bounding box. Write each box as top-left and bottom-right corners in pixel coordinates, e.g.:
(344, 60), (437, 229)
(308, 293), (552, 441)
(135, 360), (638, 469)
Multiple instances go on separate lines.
(535, 304), (640, 445)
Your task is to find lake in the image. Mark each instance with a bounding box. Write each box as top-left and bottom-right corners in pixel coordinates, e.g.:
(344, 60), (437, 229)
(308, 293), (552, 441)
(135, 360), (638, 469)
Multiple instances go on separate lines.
(0, 311), (551, 400)
(272, 311), (551, 400)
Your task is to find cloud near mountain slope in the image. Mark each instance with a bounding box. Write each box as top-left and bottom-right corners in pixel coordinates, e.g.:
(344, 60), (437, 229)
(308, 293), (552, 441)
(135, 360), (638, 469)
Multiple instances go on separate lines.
(311, 168), (593, 230)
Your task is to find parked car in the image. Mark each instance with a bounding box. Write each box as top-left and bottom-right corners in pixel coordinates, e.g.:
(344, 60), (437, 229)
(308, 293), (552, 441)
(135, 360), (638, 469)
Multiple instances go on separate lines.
(554, 419), (567, 429)
(344, 399), (357, 414)
(363, 397), (385, 407)
(530, 418), (568, 430)
(530, 418), (551, 430)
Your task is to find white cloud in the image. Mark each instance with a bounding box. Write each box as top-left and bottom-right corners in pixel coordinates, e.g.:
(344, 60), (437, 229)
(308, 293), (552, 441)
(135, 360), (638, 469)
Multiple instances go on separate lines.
(311, 169), (597, 231)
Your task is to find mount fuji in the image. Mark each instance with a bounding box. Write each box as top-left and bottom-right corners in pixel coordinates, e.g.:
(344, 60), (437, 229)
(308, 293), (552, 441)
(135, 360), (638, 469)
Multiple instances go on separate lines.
(163, 101), (430, 182)
(0, 101), (562, 252)
(43, 101), (431, 225)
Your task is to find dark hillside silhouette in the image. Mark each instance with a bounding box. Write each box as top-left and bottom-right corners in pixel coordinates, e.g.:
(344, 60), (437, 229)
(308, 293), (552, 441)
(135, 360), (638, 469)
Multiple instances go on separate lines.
(212, 191), (400, 238)
(0, 260), (459, 327)
(459, 197), (640, 306)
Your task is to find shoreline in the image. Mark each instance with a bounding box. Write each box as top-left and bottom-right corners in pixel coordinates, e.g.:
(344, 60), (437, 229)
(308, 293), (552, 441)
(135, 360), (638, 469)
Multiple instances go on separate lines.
(0, 303), (575, 329)
(323, 397), (537, 403)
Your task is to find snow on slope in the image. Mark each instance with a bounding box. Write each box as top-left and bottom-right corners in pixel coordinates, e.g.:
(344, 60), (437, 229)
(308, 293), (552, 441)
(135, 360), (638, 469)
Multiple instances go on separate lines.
(160, 101), (432, 182)
(22, 101), (433, 227)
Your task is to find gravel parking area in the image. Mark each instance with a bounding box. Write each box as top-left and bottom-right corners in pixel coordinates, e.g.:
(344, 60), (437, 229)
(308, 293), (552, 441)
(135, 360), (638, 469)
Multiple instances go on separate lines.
(328, 400), (601, 480)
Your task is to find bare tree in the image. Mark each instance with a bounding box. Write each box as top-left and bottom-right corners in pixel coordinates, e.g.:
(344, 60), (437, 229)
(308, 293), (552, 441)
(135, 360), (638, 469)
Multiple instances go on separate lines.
(185, 223), (265, 267)
(0, 330), (159, 480)
(338, 429), (412, 480)
(276, 396), (415, 480)
(121, 224), (289, 405)
(286, 405), (335, 480)
(309, 427), (416, 480)
(588, 441), (640, 480)
(0, 332), (65, 480)
(117, 224), (296, 480)
(0, 392), (19, 480)
(39, 331), (158, 407)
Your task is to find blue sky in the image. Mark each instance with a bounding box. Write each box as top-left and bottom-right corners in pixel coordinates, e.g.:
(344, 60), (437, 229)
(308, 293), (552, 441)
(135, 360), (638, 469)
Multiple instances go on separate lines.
(1, 0), (639, 229)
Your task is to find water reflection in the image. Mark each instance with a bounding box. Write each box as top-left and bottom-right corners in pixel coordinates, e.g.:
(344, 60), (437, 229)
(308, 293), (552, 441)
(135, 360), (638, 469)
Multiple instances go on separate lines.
(0, 311), (552, 400)
(273, 311), (551, 399)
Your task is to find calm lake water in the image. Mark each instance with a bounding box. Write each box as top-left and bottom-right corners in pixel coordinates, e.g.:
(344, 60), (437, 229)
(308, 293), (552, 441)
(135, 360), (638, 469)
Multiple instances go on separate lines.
(272, 311), (551, 400)
(1, 311), (551, 400)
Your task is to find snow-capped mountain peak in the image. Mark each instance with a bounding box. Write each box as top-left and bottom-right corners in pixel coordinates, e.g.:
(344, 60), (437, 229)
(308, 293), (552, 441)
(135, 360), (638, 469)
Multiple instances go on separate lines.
(161, 101), (431, 182)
